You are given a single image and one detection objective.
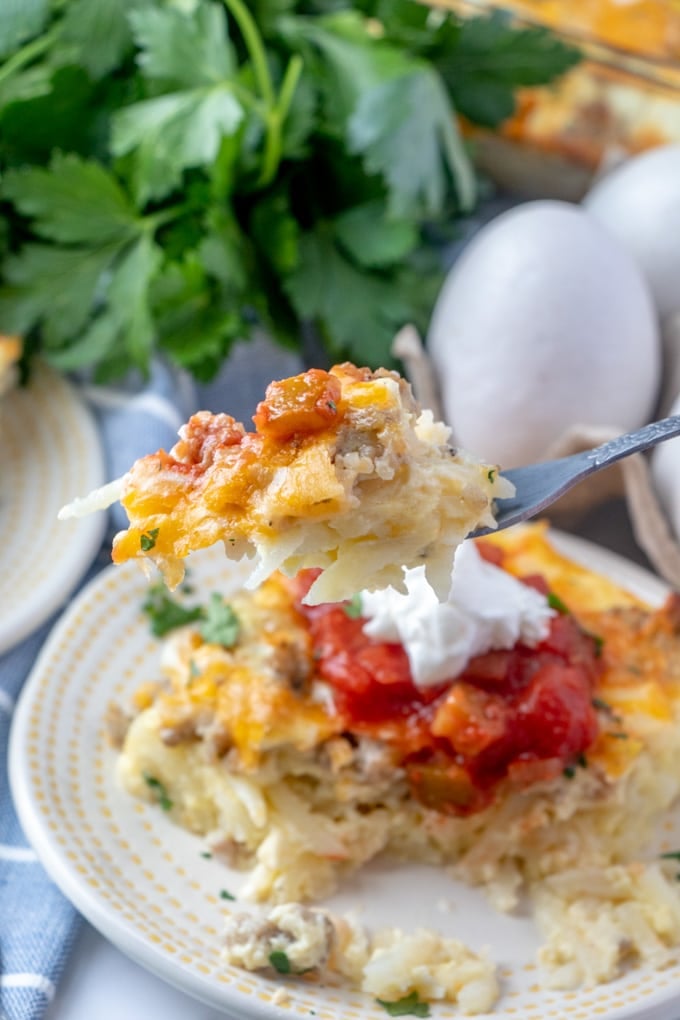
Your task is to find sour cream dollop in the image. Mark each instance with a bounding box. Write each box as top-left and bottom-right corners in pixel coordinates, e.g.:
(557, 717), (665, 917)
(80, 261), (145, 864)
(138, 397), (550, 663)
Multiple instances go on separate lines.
(361, 541), (554, 689)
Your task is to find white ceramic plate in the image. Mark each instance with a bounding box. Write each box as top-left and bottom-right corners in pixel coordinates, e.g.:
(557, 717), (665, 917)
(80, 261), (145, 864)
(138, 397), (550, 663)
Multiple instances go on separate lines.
(9, 535), (680, 1020)
(0, 362), (106, 653)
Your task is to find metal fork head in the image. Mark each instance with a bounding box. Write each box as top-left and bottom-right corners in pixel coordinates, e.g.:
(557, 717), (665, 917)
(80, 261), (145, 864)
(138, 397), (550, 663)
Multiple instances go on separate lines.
(471, 414), (680, 538)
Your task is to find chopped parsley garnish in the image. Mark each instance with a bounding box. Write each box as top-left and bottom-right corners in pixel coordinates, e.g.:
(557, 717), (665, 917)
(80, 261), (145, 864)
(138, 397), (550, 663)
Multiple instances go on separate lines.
(142, 584), (205, 637)
(661, 851), (680, 862)
(344, 594), (363, 619)
(200, 851), (212, 859)
(591, 697), (622, 724)
(564, 753), (588, 779)
(142, 585), (240, 647)
(592, 697), (612, 713)
(269, 950), (291, 974)
(199, 594), (240, 648)
(487, 468), (496, 483)
(547, 592), (604, 655)
(219, 889), (235, 900)
(583, 629), (604, 657)
(547, 591), (569, 614)
(142, 772), (173, 811)
(140, 527), (160, 552)
(327, 400), (337, 413)
(376, 992), (431, 1017)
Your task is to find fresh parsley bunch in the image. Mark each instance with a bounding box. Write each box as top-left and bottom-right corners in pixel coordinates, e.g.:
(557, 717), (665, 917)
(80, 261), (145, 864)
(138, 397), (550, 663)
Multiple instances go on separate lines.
(0, 0), (579, 380)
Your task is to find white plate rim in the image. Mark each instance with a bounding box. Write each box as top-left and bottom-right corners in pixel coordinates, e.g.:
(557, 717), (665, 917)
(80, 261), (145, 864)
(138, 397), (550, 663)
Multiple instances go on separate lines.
(9, 530), (680, 1020)
(0, 363), (106, 653)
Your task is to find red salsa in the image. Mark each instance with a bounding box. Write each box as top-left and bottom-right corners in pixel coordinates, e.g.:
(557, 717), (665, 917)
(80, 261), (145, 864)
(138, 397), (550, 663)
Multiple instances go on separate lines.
(291, 555), (602, 816)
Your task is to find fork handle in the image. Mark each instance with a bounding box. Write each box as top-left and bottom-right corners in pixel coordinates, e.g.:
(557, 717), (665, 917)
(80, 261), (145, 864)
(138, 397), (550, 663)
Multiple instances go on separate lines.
(586, 415), (680, 468)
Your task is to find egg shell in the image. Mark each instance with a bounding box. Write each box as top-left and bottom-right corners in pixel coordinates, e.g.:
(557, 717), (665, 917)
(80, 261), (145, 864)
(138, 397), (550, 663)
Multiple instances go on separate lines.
(427, 200), (660, 467)
(584, 145), (680, 321)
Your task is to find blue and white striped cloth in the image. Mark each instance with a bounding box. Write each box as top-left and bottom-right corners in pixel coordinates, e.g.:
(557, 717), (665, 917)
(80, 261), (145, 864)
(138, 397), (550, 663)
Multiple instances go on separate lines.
(0, 337), (303, 1020)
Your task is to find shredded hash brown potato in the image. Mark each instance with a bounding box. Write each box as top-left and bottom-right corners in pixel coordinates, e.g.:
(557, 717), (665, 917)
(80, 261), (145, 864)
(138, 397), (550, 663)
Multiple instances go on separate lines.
(61, 363), (511, 604)
(113, 523), (680, 1011)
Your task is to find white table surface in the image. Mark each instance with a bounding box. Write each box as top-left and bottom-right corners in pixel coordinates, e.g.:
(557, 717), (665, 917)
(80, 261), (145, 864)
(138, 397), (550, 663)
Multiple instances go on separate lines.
(45, 923), (230, 1020)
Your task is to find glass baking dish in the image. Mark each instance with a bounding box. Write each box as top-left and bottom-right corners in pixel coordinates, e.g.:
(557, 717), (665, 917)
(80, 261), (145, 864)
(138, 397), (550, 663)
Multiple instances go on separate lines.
(437, 0), (680, 198)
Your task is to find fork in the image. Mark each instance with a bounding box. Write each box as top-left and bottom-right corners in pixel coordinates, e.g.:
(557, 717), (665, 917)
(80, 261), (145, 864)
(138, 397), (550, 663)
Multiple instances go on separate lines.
(472, 415), (680, 537)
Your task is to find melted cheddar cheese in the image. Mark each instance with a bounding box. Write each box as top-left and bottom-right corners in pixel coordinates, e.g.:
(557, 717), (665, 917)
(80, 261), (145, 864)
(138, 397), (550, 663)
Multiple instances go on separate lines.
(121, 524), (680, 801)
(117, 523), (680, 996)
(106, 363), (511, 604)
(0, 335), (21, 397)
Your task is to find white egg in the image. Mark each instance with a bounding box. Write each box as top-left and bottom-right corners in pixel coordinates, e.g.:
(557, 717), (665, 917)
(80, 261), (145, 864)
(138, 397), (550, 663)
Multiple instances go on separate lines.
(427, 200), (660, 467)
(652, 390), (680, 538)
(584, 145), (680, 321)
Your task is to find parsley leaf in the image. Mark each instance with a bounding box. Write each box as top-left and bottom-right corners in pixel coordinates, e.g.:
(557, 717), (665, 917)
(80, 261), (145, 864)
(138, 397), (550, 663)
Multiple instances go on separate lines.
(592, 697), (612, 713)
(434, 12), (581, 128)
(349, 63), (476, 218)
(344, 594), (363, 619)
(334, 201), (418, 269)
(0, 154), (157, 371)
(112, 88), (245, 205)
(140, 528), (160, 552)
(219, 888), (236, 900)
(129, 5), (236, 88)
(2, 155), (139, 246)
(0, 0), (579, 380)
(143, 772), (173, 811)
(199, 594), (241, 648)
(269, 950), (291, 974)
(376, 991), (431, 1017)
(547, 591), (569, 614)
(584, 629), (604, 657)
(0, 241), (127, 345)
(107, 234), (163, 370)
(142, 584), (206, 638)
(285, 231), (411, 365)
(0, 0), (49, 60)
(58, 0), (142, 79)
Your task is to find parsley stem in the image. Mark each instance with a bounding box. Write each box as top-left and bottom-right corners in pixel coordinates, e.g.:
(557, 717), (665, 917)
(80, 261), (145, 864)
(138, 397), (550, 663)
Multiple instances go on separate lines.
(277, 55), (304, 124)
(142, 203), (193, 233)
(258, 55), (303, 188)
(221, 0), (274, 107)
(0, 26), (59, 86)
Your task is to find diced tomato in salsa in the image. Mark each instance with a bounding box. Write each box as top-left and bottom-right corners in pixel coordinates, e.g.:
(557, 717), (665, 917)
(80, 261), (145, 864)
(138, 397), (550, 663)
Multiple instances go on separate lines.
(291, 567), (602, 815)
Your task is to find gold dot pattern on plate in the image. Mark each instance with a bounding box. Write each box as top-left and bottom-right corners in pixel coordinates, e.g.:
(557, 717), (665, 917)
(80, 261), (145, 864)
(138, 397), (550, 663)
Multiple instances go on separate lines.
(0, 362), (104, 648)
(16, 544), (680, 1019)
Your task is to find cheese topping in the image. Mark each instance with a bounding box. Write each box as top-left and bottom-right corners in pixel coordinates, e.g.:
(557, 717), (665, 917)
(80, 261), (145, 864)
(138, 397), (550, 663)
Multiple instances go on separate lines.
(60, 363), (512, 605)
